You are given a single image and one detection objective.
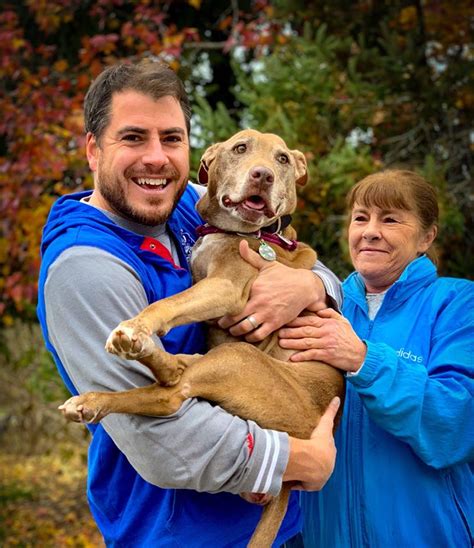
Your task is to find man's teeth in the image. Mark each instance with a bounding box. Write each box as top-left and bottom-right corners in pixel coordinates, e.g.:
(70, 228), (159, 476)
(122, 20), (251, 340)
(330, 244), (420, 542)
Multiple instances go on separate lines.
(136, 178), (167, 186)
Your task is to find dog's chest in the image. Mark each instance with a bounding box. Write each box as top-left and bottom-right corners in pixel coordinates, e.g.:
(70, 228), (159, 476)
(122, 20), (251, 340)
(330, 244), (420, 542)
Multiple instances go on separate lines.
(190, 234), (232, 281)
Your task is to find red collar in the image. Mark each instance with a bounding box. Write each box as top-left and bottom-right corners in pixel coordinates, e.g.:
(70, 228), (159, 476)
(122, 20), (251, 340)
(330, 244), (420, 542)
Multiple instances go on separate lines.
(196, 223), (298, 251)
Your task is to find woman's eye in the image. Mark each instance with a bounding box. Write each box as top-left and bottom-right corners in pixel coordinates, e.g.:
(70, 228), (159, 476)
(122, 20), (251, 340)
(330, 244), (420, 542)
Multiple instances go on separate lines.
(353, 216), (366, 222)
(277, 154), (289, 164)
(233, 143), (247, 154)
(384, 217), (398, 223)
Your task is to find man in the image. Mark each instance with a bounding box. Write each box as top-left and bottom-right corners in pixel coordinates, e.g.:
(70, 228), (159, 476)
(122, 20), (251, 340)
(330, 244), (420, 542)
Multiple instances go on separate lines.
(37, 61), (341, 547)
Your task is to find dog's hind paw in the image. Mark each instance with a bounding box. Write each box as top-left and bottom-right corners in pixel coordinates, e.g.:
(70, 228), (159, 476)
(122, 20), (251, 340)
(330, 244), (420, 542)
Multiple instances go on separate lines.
(105, 321), (155, 360)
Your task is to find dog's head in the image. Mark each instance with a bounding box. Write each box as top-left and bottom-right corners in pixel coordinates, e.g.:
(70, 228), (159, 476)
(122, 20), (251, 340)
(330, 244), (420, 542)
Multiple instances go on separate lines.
(196, 129), (308, 232)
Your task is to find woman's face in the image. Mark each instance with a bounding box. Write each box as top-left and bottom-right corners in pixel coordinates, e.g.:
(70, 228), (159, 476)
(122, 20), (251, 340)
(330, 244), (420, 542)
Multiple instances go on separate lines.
(348, 203), (436, 293)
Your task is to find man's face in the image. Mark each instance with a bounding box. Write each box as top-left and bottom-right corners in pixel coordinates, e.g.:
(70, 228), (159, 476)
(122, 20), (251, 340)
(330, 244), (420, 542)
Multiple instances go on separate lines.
(86, 90), (190, 225)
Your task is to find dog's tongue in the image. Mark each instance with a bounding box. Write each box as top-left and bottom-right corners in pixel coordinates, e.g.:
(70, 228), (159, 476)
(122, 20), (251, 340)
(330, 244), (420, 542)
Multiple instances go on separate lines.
(244, 197), (265, 210)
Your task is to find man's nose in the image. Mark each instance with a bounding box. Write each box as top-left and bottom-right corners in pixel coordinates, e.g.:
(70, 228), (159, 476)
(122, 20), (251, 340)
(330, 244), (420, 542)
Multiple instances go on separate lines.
(142, 138), (169, 167)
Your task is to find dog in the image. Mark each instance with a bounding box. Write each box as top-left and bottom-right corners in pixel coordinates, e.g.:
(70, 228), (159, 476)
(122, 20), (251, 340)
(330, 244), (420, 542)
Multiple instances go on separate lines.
(59, 129), (345, 547)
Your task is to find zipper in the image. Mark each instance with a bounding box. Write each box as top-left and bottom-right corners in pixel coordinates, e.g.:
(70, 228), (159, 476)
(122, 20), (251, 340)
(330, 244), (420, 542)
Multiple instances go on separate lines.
(347, 316), (373, 546)
(346, 389), (362, 546)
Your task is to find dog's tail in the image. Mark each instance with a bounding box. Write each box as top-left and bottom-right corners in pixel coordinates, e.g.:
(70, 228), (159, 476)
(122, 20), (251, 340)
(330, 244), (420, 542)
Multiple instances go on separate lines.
(247, 484), (291, 548)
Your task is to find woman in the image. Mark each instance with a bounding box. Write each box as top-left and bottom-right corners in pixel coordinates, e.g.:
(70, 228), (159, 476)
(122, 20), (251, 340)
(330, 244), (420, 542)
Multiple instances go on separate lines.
(279, 170), (473, 547)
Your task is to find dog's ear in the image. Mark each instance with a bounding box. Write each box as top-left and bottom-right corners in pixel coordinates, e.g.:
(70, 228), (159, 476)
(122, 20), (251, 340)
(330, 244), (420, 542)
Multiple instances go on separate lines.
(198, 142), (221, 185)
(291, 149), (308, 186)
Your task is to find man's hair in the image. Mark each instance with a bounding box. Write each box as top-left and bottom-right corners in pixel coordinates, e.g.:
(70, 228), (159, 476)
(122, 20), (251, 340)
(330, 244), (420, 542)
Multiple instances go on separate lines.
(84, 60), (191, 142)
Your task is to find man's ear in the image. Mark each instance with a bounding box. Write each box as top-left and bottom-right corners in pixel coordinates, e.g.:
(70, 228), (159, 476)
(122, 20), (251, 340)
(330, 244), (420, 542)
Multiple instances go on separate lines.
(198, 142), (221, 185)
(291, 149), (308, 186)
(86, 132), (99, 172)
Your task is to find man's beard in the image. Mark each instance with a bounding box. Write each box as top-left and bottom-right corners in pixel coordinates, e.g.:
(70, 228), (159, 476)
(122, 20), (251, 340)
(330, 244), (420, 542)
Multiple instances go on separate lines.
(97, 167), (186, 226)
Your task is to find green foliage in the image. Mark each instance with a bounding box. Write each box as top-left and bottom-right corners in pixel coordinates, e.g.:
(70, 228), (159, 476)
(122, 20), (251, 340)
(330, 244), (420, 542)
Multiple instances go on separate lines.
(243, 12), (471, 276)
(190, 94), (240, 178)
(194, 30), (382, 275)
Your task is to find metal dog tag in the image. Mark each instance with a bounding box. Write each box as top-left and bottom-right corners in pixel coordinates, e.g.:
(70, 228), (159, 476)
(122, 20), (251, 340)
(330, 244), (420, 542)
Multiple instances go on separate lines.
(259, 240), (277, 261)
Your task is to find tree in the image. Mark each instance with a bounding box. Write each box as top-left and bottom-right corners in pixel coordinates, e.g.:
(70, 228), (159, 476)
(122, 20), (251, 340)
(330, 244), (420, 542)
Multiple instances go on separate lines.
(194, 1), (472, 276)
(0, 0), (472, 324)
(0, 0), (266, 323)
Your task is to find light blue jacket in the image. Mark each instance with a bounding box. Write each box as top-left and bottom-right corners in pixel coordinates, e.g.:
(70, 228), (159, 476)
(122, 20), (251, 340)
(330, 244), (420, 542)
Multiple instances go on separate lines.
(302, 256), (473, 547)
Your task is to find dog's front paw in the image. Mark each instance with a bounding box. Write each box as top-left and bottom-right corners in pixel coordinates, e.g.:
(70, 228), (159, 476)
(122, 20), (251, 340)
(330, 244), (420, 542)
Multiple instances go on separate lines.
(58, 395), (104, 424)
(105, 320), (155, 360)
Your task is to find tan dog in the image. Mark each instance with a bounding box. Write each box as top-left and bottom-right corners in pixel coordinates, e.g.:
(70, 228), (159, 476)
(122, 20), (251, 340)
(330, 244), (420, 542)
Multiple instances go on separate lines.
(60, 129), (345, 547)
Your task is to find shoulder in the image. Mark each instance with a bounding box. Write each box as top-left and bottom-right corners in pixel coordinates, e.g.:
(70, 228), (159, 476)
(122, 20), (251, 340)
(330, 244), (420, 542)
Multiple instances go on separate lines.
(188, 181), (207, 199)
(428, 276), (473, 304)
(420, 276), (474, 335)
(44, 246), (149, 319)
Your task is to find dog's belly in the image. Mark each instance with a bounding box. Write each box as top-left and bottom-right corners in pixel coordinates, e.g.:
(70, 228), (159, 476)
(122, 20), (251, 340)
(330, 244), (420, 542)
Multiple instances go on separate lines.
(182, 340), (344, 439)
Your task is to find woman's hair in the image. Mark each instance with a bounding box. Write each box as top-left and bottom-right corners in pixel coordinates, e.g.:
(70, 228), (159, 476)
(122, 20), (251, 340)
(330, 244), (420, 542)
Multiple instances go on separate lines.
(347, 169), (439, 262)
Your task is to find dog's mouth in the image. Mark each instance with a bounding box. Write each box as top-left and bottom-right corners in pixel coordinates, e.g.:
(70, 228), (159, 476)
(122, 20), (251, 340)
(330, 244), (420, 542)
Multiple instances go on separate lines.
(222, 194), (275, 219)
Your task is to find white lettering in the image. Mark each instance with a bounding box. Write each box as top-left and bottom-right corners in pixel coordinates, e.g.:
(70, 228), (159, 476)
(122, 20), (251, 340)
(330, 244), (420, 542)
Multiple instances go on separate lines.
(397, 347), (423, 363)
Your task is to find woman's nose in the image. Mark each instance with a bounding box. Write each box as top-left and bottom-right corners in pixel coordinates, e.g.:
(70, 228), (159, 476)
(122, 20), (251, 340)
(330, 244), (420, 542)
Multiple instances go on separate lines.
(362, 220), (382, 240)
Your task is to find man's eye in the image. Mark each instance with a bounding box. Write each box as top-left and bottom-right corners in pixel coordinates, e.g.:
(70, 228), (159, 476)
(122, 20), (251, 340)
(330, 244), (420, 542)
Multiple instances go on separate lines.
(122, 134), (141, 142)
(233, 143), (247, 154)
(164, 135), (183, 143)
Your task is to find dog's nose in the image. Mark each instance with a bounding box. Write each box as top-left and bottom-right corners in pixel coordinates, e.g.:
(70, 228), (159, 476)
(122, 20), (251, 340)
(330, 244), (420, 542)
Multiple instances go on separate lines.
(250, 166), (274, 185)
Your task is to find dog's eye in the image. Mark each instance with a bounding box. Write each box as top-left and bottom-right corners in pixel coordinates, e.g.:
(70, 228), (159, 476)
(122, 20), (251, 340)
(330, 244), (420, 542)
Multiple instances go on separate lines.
(233, 144), (247, 154)
(277, 153), (289, 164)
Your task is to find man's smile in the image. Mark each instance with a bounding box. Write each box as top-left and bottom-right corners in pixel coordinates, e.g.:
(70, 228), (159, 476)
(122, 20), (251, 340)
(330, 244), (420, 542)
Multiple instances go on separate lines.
(132, 176), (172, 191)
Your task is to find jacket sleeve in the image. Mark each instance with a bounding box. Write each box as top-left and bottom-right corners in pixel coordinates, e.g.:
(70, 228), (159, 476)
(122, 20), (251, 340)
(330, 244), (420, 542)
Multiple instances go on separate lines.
(348, 283), (474, 469)
(311, 260), (343, 310)
(45, 246), (289, 495)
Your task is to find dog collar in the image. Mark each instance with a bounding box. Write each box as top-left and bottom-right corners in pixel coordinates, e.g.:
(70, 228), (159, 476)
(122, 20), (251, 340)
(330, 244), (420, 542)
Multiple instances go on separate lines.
(196, 222), (298, 254)
(261, 215), (292, 234)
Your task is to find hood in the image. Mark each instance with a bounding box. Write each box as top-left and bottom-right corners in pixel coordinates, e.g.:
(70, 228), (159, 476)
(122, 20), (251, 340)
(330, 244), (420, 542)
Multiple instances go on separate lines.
(41, 191), (142, 257)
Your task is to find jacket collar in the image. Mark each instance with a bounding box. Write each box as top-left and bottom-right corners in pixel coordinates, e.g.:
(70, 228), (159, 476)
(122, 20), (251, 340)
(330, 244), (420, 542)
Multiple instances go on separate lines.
(343, 255), (438, 311)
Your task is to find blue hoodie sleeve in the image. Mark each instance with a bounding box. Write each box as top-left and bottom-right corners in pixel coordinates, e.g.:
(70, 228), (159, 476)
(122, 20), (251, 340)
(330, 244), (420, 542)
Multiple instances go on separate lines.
(348, 282), (474, 469)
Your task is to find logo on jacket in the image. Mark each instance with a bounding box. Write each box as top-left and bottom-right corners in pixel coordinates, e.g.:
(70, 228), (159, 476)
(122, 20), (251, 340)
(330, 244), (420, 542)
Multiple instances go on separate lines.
(397, 347), (423, 363)
(179, 229), (196, 263)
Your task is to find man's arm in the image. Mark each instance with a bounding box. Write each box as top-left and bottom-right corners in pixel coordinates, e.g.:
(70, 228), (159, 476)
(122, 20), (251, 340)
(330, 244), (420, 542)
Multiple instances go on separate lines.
(311, 259), (342, 311)
(285, 396), (340, 490)
(45, 246), (288, 495)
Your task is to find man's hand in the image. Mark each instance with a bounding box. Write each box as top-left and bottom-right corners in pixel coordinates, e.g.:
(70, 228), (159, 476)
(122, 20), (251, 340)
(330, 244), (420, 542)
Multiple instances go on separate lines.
(218, 240), (328, 342)
(283, 396), (340, 491)
(279, 308), (367, 372)
(239, 492), (274, 506)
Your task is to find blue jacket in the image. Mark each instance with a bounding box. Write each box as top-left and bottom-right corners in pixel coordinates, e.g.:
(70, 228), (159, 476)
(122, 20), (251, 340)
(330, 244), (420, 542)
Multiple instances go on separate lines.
(302, 256), (473, 547)
(37, 186), (301, 547)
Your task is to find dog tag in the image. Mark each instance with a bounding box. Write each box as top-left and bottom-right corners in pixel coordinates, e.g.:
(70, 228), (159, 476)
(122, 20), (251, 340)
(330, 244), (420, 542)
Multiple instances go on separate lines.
(259, 240), (277, 261)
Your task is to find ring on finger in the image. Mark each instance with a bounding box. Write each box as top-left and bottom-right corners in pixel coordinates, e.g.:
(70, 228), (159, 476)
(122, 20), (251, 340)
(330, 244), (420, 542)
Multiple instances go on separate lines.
(246, 315), (259, 330)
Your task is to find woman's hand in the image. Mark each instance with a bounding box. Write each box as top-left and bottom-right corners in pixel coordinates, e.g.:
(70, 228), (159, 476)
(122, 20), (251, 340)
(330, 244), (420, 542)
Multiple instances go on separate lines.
(279, 308), (367, 372)
(218, 240), (328, 342)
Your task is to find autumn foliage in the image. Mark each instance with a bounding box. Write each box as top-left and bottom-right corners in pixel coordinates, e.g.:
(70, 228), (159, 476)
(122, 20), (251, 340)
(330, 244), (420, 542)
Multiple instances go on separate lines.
(0, 1), (472, 324)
